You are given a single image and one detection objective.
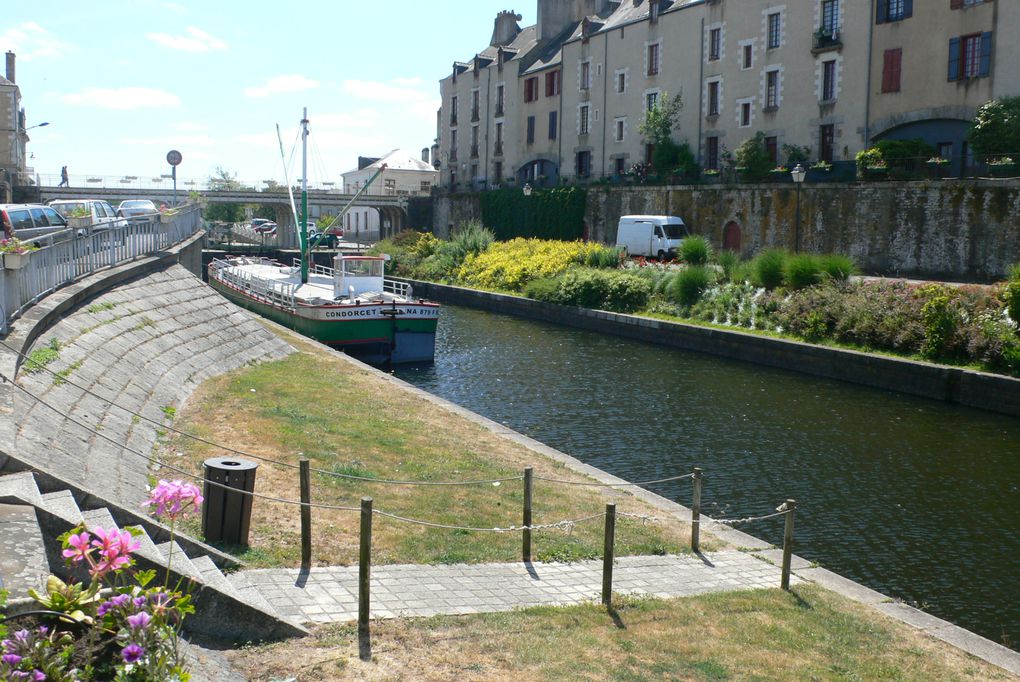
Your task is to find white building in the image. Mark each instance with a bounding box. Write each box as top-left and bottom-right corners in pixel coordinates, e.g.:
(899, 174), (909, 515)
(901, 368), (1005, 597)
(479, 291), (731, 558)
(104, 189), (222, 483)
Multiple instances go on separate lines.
(341, 149), (438, 241)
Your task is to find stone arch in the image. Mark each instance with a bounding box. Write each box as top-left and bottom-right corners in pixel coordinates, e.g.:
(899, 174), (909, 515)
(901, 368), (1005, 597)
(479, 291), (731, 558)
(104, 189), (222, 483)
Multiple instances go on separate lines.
(869, 106), (976, 143)
(722, 221), (742, 252)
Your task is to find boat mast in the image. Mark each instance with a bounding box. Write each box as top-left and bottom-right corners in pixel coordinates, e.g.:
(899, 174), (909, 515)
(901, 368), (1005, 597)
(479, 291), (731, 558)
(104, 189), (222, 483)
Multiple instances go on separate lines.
(300, 108), (310, 284)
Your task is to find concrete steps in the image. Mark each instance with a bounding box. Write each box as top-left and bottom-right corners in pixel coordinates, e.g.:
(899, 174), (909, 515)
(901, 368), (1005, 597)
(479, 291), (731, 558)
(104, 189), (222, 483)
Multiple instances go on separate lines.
(0, 471), (307, 643)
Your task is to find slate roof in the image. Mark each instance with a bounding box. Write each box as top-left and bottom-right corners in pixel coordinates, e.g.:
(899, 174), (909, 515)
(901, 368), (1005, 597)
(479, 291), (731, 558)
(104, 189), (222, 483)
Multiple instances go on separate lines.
(343, 149), (438, 175)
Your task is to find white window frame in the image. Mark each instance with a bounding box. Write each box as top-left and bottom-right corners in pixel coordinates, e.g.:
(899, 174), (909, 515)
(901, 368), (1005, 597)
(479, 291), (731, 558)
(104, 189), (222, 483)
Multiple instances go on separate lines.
(704, 77), (723, 117)
(764, 6), (786, 51)
(739, 40), (755, 70)
(737, 97), (755, 128)
(706, 23), (725, 63)
(579, 103), (591, 135)
(762, 66), (783, 109)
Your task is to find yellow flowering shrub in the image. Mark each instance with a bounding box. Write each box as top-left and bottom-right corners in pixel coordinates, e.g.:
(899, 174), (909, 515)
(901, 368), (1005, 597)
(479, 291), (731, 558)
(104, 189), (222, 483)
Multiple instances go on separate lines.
(457, 239), (613, 292)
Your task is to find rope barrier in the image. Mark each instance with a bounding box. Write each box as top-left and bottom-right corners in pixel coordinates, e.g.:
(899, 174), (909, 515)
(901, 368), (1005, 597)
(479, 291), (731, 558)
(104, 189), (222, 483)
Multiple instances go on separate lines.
(706, 507), (793, 526)
(534, 472), (695, 487)
(372, 509), (606, 534)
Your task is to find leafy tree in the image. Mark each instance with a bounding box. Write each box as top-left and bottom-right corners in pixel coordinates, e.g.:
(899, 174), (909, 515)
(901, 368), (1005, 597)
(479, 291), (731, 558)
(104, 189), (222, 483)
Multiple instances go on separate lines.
(875, 138), (934, 170)
(969, 97), (1020, 160)
(782, 144), (811, 166)
(734, 132), (772, 181)
(204, 167), (245, 223)
(651, 139), (699, 177)
(639, 92), (683, 145)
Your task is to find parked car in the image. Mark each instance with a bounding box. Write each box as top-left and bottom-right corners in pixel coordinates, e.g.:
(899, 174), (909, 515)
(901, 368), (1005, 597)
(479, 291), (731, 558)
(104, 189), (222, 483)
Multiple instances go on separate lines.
(48, 199), (128, 231)
(308, 230), (337, 248)
(116, 199), (158, 224)
(253, 221), (278, 234)
(1, 203), (70, 244)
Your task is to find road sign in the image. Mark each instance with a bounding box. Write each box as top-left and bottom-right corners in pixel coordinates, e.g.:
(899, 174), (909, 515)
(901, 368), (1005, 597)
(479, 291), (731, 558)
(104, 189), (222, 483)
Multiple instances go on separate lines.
(166, 150), (183, 166)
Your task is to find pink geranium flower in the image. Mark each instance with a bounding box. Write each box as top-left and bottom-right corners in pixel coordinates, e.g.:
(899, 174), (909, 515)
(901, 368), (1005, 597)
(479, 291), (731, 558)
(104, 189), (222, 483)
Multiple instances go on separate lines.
(144, 480), (204, 520)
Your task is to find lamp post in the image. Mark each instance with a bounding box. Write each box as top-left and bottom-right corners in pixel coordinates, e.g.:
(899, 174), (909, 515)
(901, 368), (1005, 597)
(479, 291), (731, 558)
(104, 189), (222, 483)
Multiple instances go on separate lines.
(522, 182), (533, 233)
(791, 163), (806, 252)
(522, 182), (532, 197)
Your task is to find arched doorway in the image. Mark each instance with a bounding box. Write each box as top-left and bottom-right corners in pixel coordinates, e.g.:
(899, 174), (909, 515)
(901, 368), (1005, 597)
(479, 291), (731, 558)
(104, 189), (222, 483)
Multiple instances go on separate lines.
(722, 221), (742, 252)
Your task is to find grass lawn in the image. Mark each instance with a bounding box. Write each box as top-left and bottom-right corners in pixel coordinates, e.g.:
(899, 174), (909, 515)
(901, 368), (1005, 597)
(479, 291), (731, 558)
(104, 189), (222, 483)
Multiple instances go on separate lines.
(159, 327), (706, 568)
(225, 585), (1011, 681)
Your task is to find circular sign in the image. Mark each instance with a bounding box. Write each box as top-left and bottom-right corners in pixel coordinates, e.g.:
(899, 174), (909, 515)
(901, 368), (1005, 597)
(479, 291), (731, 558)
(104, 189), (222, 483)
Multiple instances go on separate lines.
(166, 150), (183, 166)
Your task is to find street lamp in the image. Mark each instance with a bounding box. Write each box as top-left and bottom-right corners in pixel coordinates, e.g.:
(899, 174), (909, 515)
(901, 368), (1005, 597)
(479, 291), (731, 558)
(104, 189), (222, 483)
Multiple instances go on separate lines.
(522, 182), (532, 197)
(791, 164), (806, 252)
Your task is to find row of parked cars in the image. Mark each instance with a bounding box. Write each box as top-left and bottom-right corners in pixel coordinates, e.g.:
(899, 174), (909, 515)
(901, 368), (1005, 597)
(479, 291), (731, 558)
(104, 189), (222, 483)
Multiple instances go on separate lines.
(1, 199), (160, 243)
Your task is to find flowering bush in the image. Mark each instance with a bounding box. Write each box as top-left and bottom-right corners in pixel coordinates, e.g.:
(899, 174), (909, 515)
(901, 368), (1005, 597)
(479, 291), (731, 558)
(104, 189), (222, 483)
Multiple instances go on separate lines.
(456, 238), (612, 292)
(0, 480), (203, 680)
(988, 157), (1015, 166)
(0, 238), (37, 255)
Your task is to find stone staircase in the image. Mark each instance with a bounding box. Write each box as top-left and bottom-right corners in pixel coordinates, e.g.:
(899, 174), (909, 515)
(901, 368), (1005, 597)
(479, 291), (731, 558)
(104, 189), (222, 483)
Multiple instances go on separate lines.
(0, 469), (307, 642)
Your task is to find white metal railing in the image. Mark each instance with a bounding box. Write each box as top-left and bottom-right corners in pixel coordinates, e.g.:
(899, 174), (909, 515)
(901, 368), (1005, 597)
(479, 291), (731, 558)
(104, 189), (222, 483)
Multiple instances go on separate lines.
(0, 205), (202, 334)
(383, 279), (412, 298)
(212, 258), (297, 309)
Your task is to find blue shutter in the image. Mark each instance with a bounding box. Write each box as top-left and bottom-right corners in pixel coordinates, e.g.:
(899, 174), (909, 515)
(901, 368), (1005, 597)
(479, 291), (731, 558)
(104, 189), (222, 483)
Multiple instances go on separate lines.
(948, 37), (961, 81)
(904, 0), (912, 19)
(979, 32), (992, 77)
(876, 0), (888, 23)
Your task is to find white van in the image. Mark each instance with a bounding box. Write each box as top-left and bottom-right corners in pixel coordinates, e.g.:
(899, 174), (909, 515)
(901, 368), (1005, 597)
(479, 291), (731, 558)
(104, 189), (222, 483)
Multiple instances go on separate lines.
(615, 215), (688, 259)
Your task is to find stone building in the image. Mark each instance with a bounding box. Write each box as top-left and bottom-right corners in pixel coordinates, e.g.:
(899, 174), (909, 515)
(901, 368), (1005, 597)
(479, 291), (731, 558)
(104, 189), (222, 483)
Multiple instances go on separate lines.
(340, 149), (439, 241)
(436, 0), (1017, 190)
(1, 52), (26, 203)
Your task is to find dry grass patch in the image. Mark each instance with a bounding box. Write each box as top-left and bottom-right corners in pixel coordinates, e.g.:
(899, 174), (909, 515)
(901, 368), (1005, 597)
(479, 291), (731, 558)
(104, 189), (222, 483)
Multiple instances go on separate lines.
(158, 327), (709, 567)
(226, 584), (1010, 681)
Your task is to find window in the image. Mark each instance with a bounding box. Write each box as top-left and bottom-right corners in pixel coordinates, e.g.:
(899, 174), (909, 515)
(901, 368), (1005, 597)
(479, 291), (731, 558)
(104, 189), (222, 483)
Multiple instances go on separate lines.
(495, 122), (504, 154)
(576, 151), (591, 178)
(614, 157), (626, 176)
(449, 129), (457, 161)
(767, 12), (781, 49)
(421, 181), (432, 192)
(580, 61), (591, 90)
(647, 43), (660, 76)
(949, 32), (992, 80)
(708, 81), (720, 116)
(821, 0), (838, 35)
(877, 0), (911, 23)
(765, 136), (778, 165)
(580, 105), (590, 135)
(494, 162), (502, 185)
(882, 48), (902, 92)
(617, 72), (626, 93)
(765, 70), (779, 109)
(527, 116), (535, 144)
(709, 28), (721, 61)
(706, 137), (720, 170)
(615, 118), (625, 142)
(545, 71), (561, 97)
(646, 91), (659, 112)
(471, 125), (479, 157)
(820, 124), (835, 163)
(471, 90), (479, 121)
(524, 77), (539, 102)
(549, 111), (558, 140)
(822, 60), (837, 101)
(937, 142), (953, 160)
(742, 44), (753, 69)
(740, 101), (751, 127)
(450, 96), (458, 124)
(496, 85), (505, 115)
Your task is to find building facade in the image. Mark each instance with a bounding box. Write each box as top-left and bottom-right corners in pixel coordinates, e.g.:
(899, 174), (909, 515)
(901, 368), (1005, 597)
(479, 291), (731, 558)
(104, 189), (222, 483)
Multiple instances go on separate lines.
(1, 52), (25, 203)
(436, 0), (1016, 190)
(341, 149), (439, 241)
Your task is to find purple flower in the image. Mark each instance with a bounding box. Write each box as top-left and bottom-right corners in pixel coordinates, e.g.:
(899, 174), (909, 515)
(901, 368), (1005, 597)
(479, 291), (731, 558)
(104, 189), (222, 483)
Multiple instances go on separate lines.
(133, 596), (147, 609)
(121, 643), (145, 664)
(127, 611), (152, 631)
(13, 630), (29, 644)
(2, 653), (23, 665)
(33, 672), (45, 681)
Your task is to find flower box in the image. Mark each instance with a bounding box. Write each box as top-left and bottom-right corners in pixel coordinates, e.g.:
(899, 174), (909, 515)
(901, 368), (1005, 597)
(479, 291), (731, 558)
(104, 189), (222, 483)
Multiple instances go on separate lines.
(68, 216), (91, 230)
(3, 251), (29, 269)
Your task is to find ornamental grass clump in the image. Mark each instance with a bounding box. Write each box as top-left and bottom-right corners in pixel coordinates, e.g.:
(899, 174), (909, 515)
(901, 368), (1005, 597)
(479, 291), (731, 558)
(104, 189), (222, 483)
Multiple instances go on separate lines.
(679, 236), (712, 266)
(669, 266), (713, 307)
(752, 249), (787, 290)
(784, 253), (823, 290)
(0, 480), (202, 680)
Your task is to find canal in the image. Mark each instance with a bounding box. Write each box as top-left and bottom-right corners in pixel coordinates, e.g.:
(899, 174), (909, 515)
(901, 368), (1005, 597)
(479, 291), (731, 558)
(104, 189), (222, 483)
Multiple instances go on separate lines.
(393, 304), (1020, 650)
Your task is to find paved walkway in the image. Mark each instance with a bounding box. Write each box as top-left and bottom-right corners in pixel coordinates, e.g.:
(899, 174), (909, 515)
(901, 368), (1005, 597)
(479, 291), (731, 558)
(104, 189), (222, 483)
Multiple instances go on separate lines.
(237, 550), (793, 624)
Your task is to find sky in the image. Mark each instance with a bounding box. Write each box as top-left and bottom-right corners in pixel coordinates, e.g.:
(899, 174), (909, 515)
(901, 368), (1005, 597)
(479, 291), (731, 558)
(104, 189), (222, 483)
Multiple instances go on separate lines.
(3, 1), (534, 187)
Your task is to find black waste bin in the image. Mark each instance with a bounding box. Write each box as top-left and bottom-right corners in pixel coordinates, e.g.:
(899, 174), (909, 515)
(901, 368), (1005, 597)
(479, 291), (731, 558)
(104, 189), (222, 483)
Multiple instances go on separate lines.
(202, 457), (257, 546)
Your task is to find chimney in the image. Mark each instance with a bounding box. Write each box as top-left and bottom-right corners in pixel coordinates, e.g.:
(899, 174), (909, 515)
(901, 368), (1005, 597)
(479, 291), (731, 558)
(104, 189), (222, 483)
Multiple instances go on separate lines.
(5, 52), (14, 84)
(490, 10), (523, 47)
(538, 0), (605, 41)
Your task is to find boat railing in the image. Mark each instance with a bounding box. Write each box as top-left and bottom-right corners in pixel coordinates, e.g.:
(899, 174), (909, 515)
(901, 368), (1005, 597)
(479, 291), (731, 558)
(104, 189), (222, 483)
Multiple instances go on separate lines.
(290, 258), (336, 279)
(215, 259), (298, 309)
(383, 279), (412, 299)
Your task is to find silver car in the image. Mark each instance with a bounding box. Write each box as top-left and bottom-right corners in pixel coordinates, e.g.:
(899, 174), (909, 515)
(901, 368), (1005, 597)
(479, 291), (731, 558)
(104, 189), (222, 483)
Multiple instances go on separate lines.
(1, 203), (70, 244)
(48, 199), (129, 231)
(116, 199), (159, 224)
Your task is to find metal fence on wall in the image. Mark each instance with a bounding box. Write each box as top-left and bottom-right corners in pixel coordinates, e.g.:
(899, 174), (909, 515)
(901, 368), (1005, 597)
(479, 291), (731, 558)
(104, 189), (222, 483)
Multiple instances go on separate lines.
(0, 205), (202, 335)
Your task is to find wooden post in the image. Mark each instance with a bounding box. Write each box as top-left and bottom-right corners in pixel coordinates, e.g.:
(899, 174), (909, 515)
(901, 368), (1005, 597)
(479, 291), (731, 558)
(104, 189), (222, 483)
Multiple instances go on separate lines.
(691, 467), (703, 553)
(300, 459), (312, 570)
(781, 499), (796, 591)
(523, 467), (533, 562)
(602, 503), (616, 607)
(358, 496), (373, 659)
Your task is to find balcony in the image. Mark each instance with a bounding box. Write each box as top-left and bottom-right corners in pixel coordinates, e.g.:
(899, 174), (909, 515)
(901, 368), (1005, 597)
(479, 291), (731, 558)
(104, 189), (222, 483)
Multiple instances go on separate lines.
(812, 26), (842, 53)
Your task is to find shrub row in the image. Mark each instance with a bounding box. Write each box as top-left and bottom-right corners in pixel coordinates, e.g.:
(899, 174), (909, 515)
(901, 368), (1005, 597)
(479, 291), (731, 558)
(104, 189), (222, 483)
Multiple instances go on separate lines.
(523, 268), (651, 313)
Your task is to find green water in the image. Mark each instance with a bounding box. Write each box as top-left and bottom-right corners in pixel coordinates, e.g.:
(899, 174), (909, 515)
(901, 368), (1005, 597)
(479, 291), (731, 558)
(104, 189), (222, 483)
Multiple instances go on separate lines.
(395, 304), (1020, 650)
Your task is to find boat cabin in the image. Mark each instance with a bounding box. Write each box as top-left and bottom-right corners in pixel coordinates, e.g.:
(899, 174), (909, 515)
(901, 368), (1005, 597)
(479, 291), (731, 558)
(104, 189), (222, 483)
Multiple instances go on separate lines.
(333, 255), (386, 299)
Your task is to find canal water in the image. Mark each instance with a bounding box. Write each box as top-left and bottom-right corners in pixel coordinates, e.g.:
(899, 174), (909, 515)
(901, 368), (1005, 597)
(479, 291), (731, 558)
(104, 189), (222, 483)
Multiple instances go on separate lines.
(393, 304), (1020, 649)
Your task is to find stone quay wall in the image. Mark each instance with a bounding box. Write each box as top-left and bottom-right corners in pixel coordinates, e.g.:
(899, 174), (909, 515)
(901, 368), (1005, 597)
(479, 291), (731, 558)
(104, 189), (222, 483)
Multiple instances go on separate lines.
(434, 179), (1020, 281)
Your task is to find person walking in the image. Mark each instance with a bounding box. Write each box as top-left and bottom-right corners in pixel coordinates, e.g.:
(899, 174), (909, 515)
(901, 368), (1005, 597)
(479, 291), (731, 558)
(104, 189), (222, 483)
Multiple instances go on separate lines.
(58, 166), (69, 187)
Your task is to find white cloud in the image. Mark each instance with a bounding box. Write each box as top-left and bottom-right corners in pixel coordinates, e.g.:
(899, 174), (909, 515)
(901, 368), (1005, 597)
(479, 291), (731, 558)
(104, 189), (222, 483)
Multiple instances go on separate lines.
(244, 74), (320, 98)
(0, 22), (74, 61)
(61, 88), (181, 110)
(146, 27), (227, 53)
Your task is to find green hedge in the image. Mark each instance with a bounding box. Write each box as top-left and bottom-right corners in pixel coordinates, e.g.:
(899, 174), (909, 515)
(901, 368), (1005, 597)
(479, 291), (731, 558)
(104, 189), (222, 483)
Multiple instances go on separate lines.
(479, 187), (587, 241)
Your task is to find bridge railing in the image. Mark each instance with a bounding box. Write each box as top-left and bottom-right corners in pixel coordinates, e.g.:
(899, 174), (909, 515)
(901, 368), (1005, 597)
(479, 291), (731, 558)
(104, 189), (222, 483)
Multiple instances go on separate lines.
(0, 205), (202, 335)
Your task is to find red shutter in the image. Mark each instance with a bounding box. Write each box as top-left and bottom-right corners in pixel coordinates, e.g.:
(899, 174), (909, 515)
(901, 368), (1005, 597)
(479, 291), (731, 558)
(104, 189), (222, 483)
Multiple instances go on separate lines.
(892, 49), (902, 91)
(882, 50), (892, 92)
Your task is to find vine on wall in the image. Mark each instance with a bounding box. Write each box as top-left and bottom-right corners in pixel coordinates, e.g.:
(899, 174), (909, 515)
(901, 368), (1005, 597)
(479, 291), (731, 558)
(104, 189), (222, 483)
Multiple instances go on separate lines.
(479, 187), (587, 241)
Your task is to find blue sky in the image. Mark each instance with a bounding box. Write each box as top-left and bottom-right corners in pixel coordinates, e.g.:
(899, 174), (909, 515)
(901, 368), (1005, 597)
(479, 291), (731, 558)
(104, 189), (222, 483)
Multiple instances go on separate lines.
(4, 1), (533, 187)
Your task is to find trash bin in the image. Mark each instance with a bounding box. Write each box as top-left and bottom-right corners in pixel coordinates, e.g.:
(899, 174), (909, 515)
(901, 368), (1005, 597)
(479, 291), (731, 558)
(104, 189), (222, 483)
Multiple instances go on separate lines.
(202, 457), (257, 546)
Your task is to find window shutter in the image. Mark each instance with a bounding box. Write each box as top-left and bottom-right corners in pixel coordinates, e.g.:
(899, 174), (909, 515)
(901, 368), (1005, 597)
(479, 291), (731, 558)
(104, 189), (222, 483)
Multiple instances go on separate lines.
(893, 49), (902, 91)
(882, 50), (892, 91)
(904, 0), (913, 18)
(950, 0), (963, 9)
(948, 37), (961, 81)
(979, 32), (992, 77)
(876, 0), (888, 23)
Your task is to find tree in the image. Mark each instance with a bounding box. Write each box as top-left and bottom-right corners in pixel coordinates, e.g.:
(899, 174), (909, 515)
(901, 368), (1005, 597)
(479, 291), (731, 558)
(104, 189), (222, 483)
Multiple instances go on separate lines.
(203, 167), (245, 223)
(969, 97), (1020, 160)
(638, 91), (683, 146)
(734, 132), (772, 181)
